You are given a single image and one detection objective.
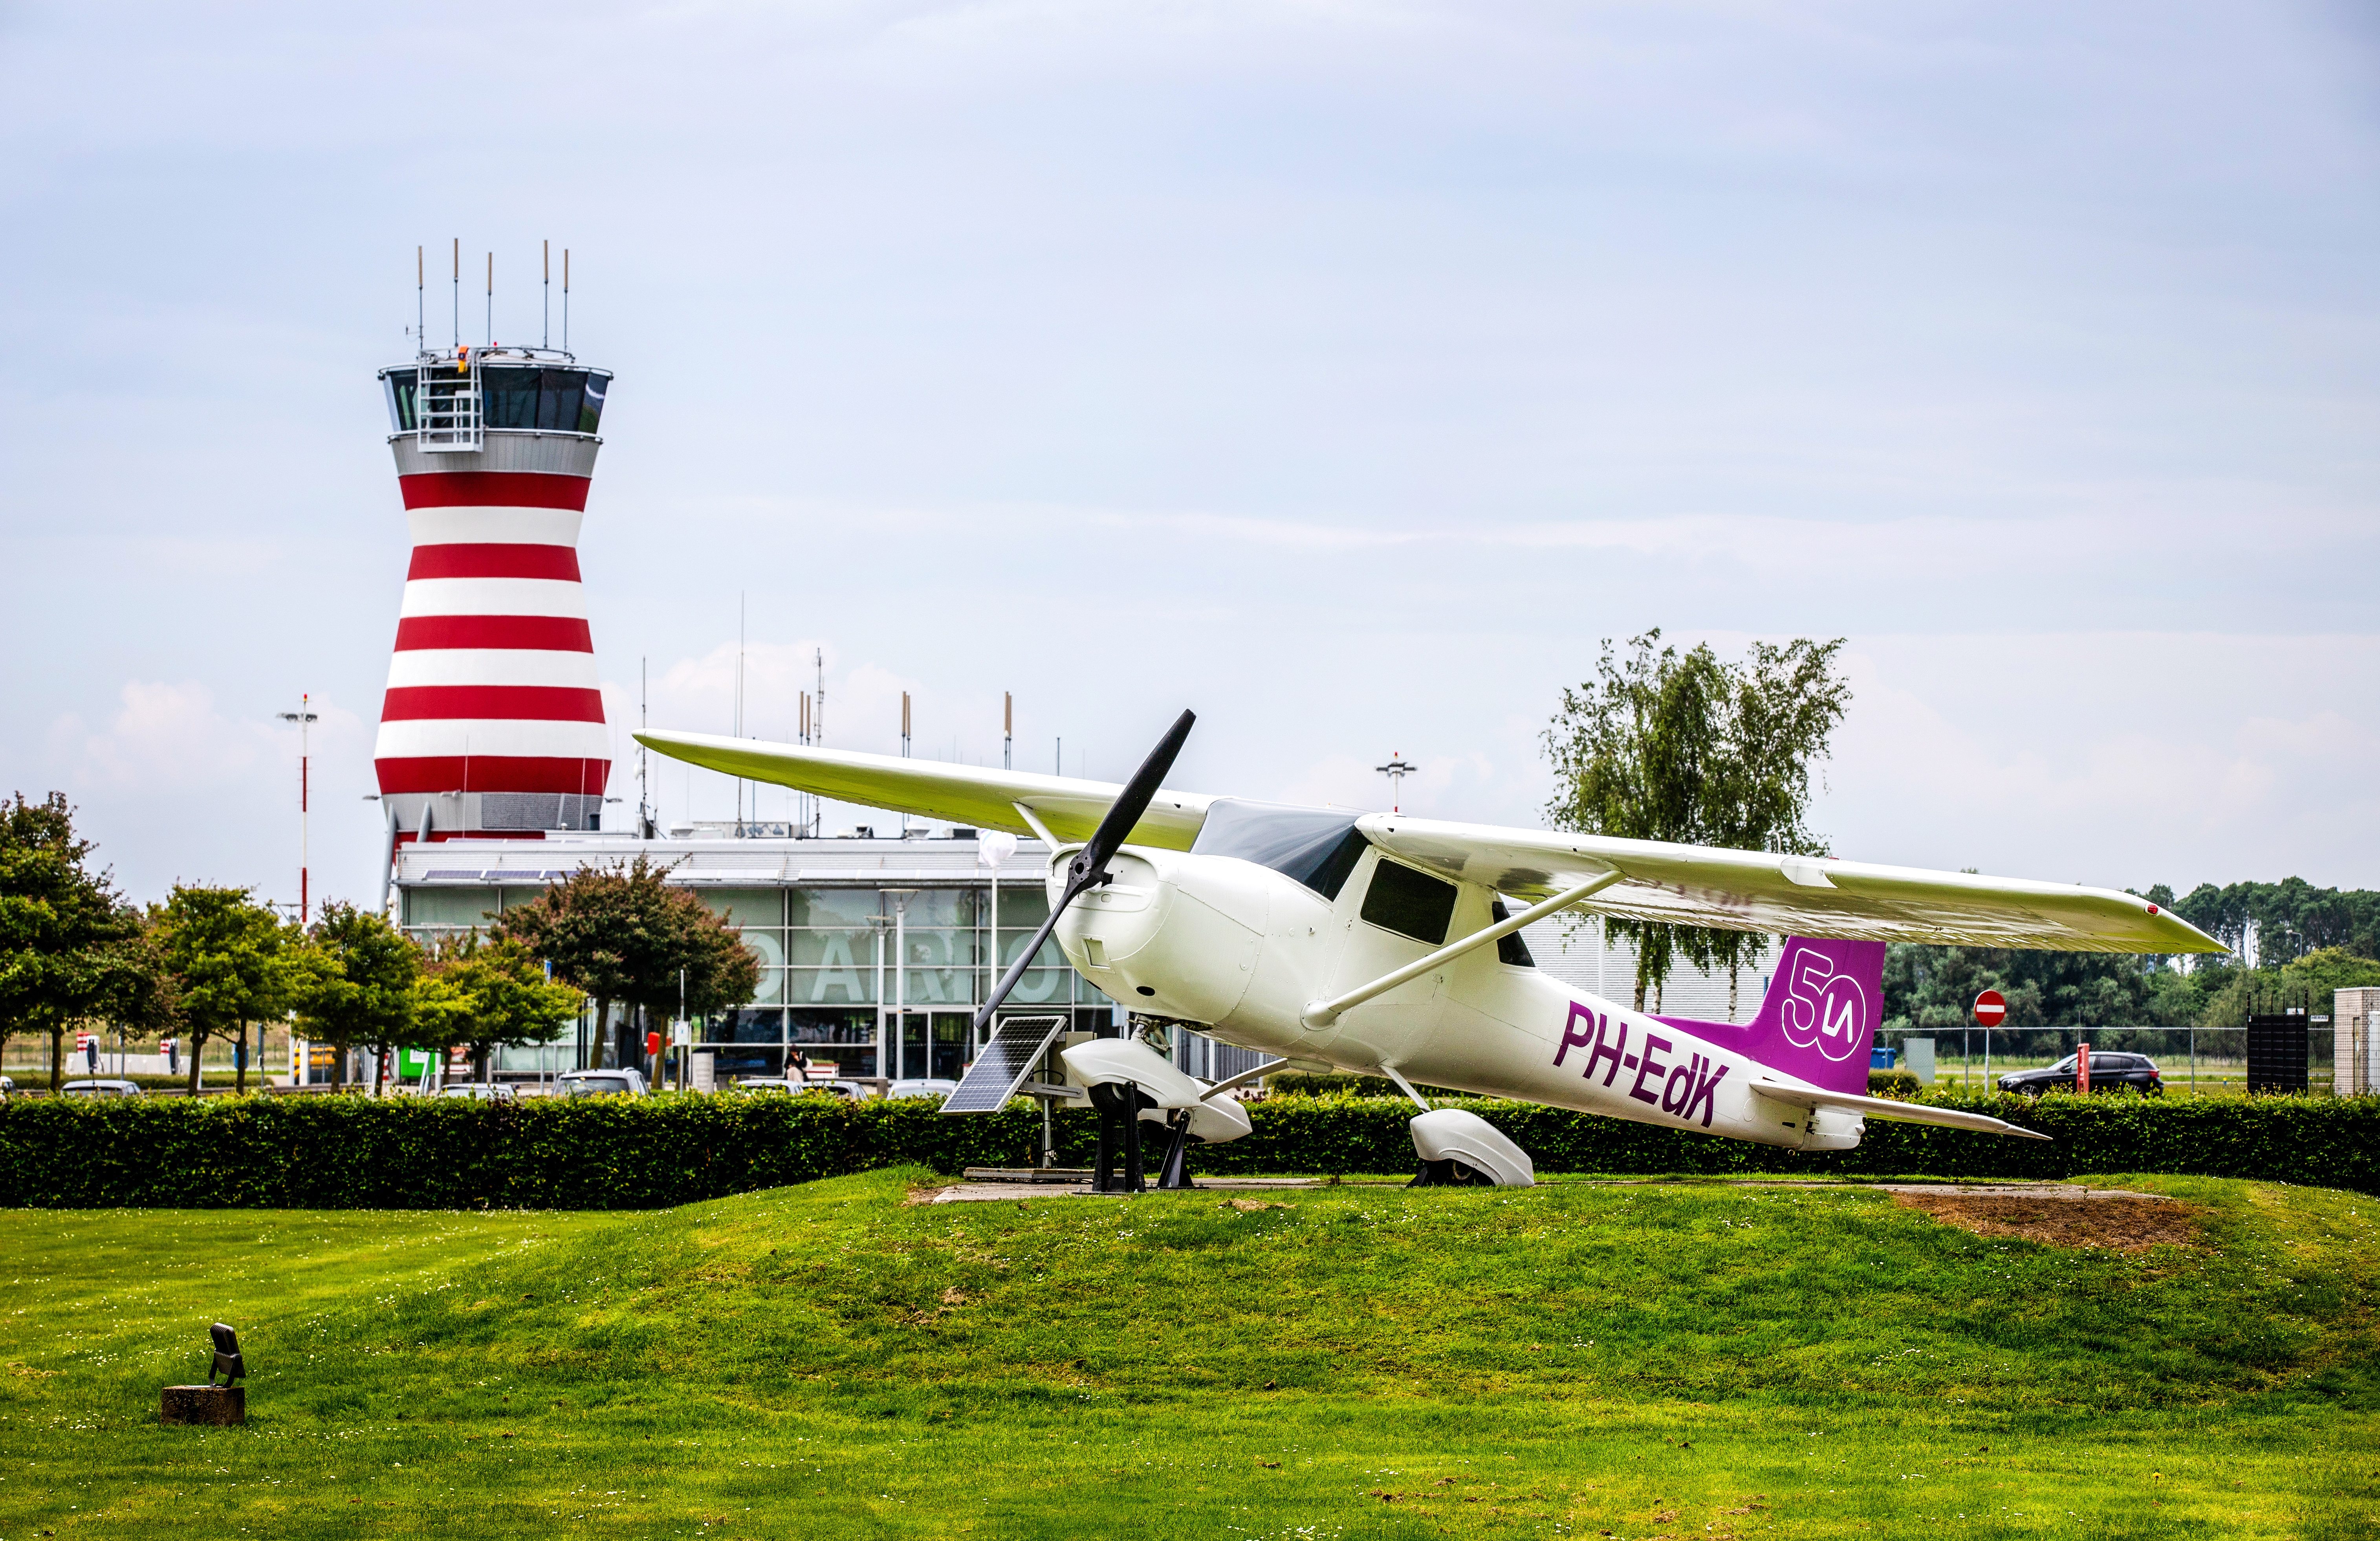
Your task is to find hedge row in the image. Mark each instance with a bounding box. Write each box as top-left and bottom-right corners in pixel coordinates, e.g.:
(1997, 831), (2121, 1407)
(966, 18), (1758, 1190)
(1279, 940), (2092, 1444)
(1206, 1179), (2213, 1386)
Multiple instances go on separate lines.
(1, 1091), (2370, 1209)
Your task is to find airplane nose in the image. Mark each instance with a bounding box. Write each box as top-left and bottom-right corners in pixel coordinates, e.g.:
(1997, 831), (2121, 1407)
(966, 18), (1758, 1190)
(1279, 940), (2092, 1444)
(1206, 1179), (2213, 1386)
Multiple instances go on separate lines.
(1054, 850), (1262, 1024)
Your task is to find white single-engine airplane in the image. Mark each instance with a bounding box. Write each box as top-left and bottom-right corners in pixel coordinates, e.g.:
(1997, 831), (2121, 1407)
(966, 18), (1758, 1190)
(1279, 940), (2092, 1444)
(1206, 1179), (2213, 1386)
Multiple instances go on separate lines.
(638, 712), (2222, 1190)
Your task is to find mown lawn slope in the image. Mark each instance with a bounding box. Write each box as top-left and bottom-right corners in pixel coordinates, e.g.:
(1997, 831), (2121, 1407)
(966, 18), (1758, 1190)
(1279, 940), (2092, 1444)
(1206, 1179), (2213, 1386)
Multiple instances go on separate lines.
(2, 1174), (2374, 1538)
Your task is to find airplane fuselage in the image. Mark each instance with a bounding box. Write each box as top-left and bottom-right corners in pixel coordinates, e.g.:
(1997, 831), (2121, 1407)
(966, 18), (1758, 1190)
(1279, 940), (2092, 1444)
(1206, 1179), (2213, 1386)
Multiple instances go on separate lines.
(1050, 844), (1863, 1152)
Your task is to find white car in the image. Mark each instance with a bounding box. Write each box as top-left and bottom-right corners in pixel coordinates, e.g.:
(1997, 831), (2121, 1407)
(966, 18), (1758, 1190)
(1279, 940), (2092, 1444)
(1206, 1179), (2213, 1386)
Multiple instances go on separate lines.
(61, 1079), (145, 1098)
(887, 1078), (961, 1101)
(556, 1069), (648, 1098)
(438, 1083), (517, 1101)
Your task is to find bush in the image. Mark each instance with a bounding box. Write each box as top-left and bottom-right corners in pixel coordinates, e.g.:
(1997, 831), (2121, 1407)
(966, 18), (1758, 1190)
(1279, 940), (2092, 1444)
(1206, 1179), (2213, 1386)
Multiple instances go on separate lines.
(1867, 1070), (1922, 1099)
(1, 1088), (2371, 1209)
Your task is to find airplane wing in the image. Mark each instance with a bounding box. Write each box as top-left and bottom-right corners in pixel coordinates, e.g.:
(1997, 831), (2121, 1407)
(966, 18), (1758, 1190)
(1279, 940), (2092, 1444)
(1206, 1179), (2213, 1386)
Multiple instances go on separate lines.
(634, 729), (2220, 955)
(1357, 814), (2223, 954)
(1746, 1077), (2053, 1140)
(631, 729), (1212, 849)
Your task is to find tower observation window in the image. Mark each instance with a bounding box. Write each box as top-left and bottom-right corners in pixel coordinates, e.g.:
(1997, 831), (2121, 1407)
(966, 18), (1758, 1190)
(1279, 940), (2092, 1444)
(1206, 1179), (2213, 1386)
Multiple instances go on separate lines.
(1190, 800), (1370, 900)
(385, 373), (418, 433)
(480, 367), (607, 434)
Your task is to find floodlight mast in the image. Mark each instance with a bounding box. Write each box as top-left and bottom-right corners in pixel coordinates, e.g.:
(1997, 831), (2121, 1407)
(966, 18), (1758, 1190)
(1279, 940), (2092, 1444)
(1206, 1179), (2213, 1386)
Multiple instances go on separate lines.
(275, 696), (321, 923)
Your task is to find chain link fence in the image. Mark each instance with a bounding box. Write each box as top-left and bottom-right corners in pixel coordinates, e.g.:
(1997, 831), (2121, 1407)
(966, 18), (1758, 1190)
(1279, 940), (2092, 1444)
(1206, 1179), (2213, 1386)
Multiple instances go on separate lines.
(1876, 1024), (2334, 1096)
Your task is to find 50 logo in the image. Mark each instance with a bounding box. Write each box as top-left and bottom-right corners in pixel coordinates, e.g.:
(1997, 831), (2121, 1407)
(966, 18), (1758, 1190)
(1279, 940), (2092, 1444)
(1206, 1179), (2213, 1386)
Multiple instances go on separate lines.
(1780, 948), (1869, 1062)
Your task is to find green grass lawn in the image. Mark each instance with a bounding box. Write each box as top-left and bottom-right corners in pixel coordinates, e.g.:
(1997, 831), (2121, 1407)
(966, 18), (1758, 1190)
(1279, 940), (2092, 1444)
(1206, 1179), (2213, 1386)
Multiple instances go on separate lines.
(2, 1172), (2375, 1538)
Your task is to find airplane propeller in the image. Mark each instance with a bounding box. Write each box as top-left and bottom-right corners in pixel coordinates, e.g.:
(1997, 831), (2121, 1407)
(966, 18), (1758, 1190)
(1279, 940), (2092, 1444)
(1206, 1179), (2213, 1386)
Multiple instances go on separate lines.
(969, 708), (1196, 1038)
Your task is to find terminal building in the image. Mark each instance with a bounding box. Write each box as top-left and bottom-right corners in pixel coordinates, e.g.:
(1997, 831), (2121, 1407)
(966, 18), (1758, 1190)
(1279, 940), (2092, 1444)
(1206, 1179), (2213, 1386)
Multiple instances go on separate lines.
(366, 298), (1774, 1089)
(392, 826), (1123, 1084)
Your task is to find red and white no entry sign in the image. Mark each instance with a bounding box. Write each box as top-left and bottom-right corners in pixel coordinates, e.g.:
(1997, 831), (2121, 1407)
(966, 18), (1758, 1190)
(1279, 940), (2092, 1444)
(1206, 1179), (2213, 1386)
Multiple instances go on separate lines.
(1974, 989), (2007, 1027)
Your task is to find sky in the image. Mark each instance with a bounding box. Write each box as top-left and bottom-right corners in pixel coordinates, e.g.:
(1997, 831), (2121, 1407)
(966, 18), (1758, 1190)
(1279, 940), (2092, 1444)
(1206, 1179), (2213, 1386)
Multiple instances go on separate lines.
(3, 0), (2377, 912)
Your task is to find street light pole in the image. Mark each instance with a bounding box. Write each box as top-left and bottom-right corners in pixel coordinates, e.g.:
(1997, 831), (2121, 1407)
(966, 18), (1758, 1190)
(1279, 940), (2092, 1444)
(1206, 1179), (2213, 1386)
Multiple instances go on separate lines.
(276, 696), (321, 924)
(885, 890), (918, 1081)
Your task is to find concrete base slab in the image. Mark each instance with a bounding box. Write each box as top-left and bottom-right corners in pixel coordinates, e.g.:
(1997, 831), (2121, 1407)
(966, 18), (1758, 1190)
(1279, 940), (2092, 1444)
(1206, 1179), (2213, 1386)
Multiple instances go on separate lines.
(925, 1177), (2166, 1204)
(161, 1385), (244, 1425)
(927, 1177), (1324, 1203)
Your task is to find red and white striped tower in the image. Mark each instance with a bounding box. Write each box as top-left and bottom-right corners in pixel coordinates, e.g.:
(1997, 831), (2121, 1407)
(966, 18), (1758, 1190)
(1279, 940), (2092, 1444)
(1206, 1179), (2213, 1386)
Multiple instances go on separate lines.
(372, 347), (615, 843)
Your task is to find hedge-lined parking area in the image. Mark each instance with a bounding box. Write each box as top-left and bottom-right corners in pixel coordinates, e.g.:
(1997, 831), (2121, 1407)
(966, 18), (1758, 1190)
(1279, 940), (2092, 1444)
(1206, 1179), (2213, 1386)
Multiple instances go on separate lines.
(3, 1090), (2371, 1208)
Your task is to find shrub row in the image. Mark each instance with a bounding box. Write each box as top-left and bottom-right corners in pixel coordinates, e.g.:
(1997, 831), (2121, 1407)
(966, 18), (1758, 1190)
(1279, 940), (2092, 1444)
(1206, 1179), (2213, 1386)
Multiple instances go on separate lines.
(0, 1090), (2370, 1209)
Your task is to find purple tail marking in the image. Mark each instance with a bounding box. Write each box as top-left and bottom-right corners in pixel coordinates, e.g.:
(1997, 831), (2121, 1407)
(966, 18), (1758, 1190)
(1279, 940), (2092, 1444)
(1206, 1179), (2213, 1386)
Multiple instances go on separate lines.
(1653, 936), (1884, 1097)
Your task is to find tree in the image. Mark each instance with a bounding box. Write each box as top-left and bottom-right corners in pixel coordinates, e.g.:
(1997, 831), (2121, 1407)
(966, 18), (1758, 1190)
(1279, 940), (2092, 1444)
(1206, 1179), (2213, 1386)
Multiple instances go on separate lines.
(0, 793), (155, 1092)
(495, 855), (760, 1071)
(1542, 631), (1851, 1012)
(415, 933), (583, 1084)
(1880, 943), (2189, 1036)
(152, 885), (296, 1094)
(291, 901), (423, 1094)
(2171, 878), (2380, 967)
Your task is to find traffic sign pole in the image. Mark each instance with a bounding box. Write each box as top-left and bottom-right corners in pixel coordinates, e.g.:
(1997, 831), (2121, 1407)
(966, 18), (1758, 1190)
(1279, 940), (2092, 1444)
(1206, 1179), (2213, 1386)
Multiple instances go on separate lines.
(1974, 991), (2007, 1088)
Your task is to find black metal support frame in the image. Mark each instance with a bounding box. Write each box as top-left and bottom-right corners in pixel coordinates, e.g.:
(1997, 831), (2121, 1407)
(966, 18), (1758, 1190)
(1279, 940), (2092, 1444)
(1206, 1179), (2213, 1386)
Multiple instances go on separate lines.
(1407, 1158), (1497, 1188)
(1089, 1081), (1147, 1194)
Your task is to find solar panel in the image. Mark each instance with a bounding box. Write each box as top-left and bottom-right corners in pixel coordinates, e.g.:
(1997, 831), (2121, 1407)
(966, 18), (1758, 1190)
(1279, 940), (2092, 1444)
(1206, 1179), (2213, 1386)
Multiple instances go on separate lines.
(939, 1013), (1071, 1114)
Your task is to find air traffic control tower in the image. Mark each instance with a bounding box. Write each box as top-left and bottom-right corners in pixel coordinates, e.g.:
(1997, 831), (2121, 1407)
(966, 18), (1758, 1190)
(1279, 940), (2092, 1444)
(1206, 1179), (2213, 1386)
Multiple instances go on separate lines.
(372, 339), (614, 847)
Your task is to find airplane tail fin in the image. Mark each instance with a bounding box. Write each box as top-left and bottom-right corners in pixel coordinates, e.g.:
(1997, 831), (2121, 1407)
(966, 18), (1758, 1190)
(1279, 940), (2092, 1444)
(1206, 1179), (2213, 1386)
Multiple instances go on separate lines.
(1657, 936), (1883, 1096)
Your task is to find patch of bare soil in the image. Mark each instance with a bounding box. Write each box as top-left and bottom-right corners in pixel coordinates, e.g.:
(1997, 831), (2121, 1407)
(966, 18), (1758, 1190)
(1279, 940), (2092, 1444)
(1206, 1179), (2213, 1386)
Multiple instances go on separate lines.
(1894, 1193), (2201, 1252)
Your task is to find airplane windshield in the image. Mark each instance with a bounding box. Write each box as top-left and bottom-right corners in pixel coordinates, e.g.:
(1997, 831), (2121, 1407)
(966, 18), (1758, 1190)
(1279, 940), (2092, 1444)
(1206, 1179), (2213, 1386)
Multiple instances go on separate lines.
(1191, 800), (1370, 900)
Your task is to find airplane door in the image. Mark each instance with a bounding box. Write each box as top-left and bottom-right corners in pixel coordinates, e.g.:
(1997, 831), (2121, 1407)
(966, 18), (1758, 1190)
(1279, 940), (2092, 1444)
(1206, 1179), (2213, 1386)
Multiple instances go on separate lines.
(1314, 851), (1459, 1060)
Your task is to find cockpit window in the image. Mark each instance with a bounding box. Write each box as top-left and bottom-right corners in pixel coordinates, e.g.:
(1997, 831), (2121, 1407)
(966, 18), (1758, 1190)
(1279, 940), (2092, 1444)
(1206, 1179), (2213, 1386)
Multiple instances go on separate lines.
(1491, 899), (1535, 967)
(1191, 800), (1370, 900)
(1361, 859), (1459, 946)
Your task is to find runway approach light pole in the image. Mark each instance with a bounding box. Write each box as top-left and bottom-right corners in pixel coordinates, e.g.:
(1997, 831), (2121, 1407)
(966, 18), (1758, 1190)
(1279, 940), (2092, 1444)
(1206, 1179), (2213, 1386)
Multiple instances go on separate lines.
(277, 697), (321, 922)
(1375, 752), (1416, 815)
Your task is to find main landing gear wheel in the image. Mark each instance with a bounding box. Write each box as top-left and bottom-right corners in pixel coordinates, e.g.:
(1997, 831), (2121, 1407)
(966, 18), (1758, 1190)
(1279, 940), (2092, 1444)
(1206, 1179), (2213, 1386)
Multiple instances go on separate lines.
(1405, 1107), (1535, 1188)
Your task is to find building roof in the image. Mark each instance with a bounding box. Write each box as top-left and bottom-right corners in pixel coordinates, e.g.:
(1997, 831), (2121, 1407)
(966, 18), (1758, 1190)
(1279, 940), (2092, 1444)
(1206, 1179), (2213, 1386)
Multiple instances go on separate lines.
(395, 831), (1054, 887)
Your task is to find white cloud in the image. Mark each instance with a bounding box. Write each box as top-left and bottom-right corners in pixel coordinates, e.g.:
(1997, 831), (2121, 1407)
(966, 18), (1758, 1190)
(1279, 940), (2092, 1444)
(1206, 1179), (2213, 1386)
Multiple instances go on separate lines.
(1820, 635), (2380, 887)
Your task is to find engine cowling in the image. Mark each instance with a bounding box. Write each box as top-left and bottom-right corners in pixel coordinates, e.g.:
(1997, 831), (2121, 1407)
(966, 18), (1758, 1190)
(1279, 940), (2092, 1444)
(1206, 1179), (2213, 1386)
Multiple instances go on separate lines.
(1050, 847), (1329, 1049)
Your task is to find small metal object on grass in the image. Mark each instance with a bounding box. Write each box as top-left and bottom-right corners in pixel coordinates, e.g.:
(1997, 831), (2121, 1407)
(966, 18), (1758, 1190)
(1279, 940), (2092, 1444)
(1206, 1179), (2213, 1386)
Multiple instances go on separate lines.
(160, 1323), (247, 1426)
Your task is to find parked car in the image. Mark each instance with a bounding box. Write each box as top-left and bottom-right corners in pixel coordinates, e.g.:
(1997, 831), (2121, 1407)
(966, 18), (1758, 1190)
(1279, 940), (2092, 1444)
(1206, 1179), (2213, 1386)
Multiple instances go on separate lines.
(438, 1083), (517, 1101)
(557, 1068), (648, 1098)
(60, 1078), (146, 1098)
(887, 1077), (962, 1101)
(1998, 1053), (2164, 1097)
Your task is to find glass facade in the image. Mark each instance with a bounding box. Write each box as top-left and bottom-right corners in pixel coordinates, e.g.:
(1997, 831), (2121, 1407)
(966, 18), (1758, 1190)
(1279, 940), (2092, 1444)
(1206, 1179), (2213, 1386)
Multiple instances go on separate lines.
(399, 871), (1114, 1085)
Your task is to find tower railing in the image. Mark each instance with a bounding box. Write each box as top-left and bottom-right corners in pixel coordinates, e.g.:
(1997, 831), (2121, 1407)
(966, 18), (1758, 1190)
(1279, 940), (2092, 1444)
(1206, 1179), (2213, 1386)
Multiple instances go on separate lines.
(415, 354), (484, 453)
